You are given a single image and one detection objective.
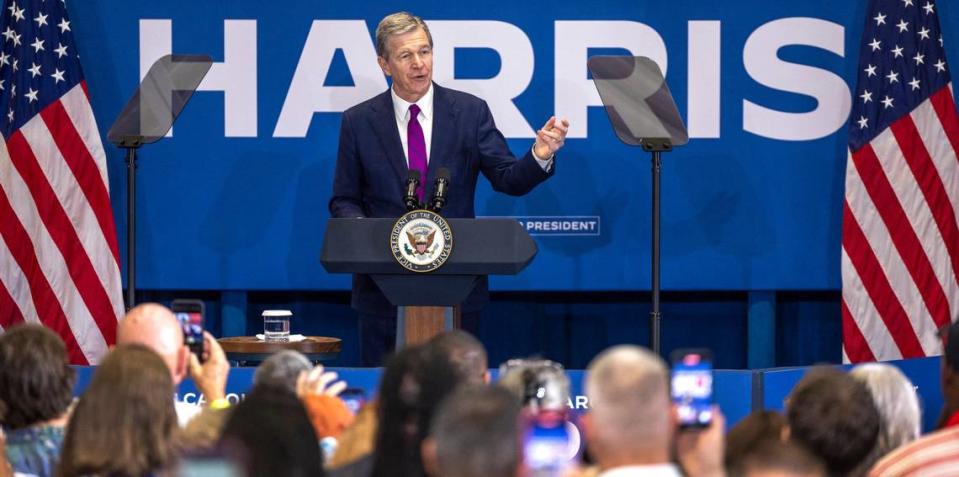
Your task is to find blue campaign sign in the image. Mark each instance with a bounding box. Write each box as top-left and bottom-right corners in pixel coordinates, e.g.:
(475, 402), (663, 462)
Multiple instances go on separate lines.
(760, 356), (943, 433)
(68, 1), (959, 291)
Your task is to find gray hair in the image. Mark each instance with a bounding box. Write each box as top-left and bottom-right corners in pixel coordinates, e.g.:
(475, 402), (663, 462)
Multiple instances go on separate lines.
(585, 345), (671, 452)
(849, 363), (921, 470)
(375, 11), (432, 59)
(253, 351), (312, 394)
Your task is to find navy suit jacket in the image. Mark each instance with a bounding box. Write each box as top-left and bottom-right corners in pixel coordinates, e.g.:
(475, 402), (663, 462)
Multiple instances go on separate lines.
(329, 83), (554, 315)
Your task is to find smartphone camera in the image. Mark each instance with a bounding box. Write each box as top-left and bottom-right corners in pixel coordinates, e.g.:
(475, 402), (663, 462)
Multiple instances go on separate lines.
(670, 349), (713, 429)
(171, 299), (205, 362)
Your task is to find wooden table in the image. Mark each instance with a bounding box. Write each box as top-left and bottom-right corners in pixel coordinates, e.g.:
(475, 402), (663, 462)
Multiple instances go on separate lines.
(217, 336), (342, 365)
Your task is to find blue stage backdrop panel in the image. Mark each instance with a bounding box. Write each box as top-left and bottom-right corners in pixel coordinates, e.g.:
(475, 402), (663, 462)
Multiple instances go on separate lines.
(68, 1), (959, 291)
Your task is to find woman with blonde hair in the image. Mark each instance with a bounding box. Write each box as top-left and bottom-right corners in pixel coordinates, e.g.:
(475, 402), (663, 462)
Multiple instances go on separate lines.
(57, 344), (179, 477)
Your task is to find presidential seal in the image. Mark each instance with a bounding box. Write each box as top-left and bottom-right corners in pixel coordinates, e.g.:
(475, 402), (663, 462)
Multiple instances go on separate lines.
(390, 210), (453, 273)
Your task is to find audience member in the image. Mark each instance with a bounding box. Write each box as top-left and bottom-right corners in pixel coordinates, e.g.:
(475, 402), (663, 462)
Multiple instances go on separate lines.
(849, 363), (921, 475)
(296, 365), (354, 441)
(254, 350), (314, 394)
(730, 440), (826, 477)
(427, 331), (490, 385)
(328, 403), (378, 470)
(56, 345), (178, 477)
(725, 411), (787, 471)
(219, 385), (324, 477)
(785, 367), (880, 477)
(421, 385), (523, 477)
(583, 345), (725, 477)
(328, 345), (460, 477)
(118, 303), (231, 427)
(0, 324), (75, 477)
(867, 321), (959, 476)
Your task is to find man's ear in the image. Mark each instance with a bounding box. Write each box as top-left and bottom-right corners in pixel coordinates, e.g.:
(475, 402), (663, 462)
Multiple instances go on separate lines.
(377, 56), (392, 77)
(174, 345), (190, 384)
(421, 437), (439, 477)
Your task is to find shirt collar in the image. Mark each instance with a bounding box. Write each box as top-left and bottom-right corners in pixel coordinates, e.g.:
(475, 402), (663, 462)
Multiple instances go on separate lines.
(598, 464), (683, 477)
(391, 82), (433, 123)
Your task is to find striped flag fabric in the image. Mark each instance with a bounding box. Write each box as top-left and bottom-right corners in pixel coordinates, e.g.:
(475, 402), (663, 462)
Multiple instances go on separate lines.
(0, 0), (123, 364)
(843, 0), (959, 362)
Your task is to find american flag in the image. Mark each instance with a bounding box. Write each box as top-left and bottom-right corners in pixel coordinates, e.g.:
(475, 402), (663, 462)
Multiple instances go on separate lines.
(0, 0), (123, 364)
(843, 0), (959, 362)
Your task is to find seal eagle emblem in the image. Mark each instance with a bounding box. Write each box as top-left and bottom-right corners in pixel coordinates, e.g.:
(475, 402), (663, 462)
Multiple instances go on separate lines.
(390, 209), (453, 272)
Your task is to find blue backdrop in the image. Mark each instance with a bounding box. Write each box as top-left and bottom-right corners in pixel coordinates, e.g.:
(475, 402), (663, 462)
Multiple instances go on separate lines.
(67, 0), (959, 293)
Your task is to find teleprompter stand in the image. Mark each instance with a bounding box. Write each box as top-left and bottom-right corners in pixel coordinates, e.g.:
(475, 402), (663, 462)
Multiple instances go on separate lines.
(107, 55), (212, 309)
(587, 56), (689, 355)
(321, 218), (537, 347)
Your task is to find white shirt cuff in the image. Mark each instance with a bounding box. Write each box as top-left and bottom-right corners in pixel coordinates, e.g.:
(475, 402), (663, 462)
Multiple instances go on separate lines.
(531, 146), (554, 172)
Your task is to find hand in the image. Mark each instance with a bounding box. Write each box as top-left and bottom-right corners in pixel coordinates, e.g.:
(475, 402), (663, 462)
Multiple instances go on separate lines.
(297, 364), (348, 398)
(533, 116), (570, 159)
(189, 332), (230, 403)
(675, 405), (727, 477)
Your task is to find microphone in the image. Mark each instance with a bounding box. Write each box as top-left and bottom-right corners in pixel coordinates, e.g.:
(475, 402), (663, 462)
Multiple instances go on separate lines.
(430, 168), (451, 213)
(404, 169), (422, 211)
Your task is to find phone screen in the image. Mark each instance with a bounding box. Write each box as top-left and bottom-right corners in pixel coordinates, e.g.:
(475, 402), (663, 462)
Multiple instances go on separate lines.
(671, 350), (713, 428)
(524, 412), (576, 476)
(339, 388), (367, 415)
(172, 300), (204, 359)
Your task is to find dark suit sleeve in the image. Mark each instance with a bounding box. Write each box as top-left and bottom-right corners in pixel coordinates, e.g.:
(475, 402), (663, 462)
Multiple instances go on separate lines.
(475, 101), (554, 196)
(329, 111), (367, 218)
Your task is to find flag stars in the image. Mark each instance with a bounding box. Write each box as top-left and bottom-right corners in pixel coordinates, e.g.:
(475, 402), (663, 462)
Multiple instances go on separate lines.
(892, 45), (904, 58)
(50, 68), (64, 83)
(858, 116), (869, 129)
(25, 87), (37, 103)
(902, 0), (914, 6)
(869, 38), (882, 51)
(12, 58), (18, 72)
(10, 4), (25, 22)
(30, 38), (44, 53)
(896, 20), (909, 33)
(865, 64), (878, 77)
(7, 109), (13, 122)
(882, 96), (895, 108)
(57, 18), (70, 33)
(33, 12), (47, 28)
(886, 70), (900, 83)
(860, 89), (873, 103)
(874, 12), (887, 25)
(913, 52), (925, 65)
(923, 2), (935, 14)
(918, 27), (930, 40)
(909, 78), (921, 90)
(28, 62), (40, 78)
(11, 32), (20, 47)
(2, 27), (14, 42)
(53, 42), (67, 58)
(934, 59), (947, 72)
(0, 51), (8, 67)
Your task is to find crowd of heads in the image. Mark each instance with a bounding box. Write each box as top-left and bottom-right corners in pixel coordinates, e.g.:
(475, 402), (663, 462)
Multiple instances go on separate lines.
(4, 305), (959, 477)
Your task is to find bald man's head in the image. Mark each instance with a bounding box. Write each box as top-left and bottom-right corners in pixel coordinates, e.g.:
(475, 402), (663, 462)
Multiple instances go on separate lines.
(117, 303), (189, 385)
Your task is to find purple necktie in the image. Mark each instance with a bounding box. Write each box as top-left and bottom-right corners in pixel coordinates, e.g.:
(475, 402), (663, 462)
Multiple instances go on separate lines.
(407, 104), (428, 201)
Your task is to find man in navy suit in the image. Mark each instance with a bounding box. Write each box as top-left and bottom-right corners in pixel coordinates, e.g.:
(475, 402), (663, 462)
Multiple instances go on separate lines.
(330, 11), (569, 365)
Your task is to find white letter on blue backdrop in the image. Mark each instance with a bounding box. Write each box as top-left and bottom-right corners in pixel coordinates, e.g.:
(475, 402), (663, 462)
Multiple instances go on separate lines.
(138, 20), (258, 138)
(428, 21), (535, 138)
(554, 21), (668, 139)
(274, 21), (387, 138)
(742, 17), (850, 141)
(688, 21), (721, 139)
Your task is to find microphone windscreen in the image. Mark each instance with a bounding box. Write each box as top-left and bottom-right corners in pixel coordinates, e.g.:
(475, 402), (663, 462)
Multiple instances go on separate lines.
(407, 169), (421, 181)
(437, 167), (450, 181)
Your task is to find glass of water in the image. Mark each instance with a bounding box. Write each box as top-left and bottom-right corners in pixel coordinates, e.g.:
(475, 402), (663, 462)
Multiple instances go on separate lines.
(262, 310), (291, 341)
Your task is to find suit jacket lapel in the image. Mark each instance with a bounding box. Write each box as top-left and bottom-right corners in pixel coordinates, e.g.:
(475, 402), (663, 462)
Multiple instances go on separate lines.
(427, 84), (458, 195)
(369, 91), (409, 182)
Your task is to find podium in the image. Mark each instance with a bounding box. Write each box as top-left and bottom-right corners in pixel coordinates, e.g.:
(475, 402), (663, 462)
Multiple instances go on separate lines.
(321, 217), (537, 347)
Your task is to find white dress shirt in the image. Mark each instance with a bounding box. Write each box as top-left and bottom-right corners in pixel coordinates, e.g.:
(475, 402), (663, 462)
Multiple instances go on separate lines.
(390, 83), (553, 171)
(597, 463), (684, 477)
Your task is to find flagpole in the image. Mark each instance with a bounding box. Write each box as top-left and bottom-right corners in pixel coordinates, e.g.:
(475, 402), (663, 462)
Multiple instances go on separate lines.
(125, 145), (137, 310)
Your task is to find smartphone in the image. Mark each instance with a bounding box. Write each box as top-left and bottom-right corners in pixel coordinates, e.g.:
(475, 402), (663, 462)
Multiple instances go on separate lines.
(524, 413), (574, 477)
(171, 299), (205, 361)
(179, 456), (243, 477)
(670, 349), (713, 429)
(339, 388), (367, 415)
